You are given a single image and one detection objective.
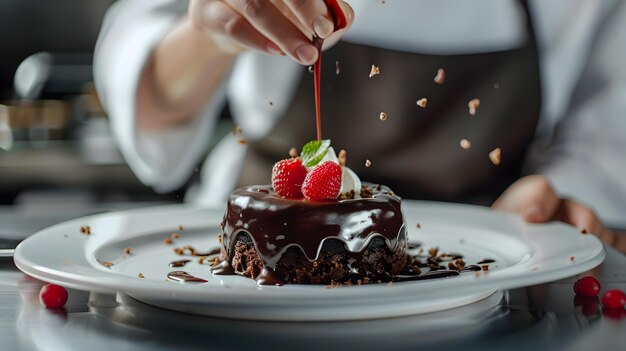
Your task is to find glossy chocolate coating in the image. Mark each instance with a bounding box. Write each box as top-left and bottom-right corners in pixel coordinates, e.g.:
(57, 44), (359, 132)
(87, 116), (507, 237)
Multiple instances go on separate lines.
(220, 183), (406, 269)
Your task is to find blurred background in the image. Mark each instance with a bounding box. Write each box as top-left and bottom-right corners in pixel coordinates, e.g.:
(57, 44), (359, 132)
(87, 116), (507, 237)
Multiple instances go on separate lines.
(0, 0), (186, 204)
(0, 0), (182, 237)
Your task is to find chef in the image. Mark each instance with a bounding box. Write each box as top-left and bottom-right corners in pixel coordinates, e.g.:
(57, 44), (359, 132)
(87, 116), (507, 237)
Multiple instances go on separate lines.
(94, 0), (626, 247)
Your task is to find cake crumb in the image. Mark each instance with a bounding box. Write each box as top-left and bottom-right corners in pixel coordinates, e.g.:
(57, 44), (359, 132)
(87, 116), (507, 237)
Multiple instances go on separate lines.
(335, 61), (340, 75)
(178, 225), (184, 231)
(99, 260), (113, 268)
(369, 65), (380, 78)
(338, 149), (347, 167)
(570, 256), (575, 262)
(232, 126), (242, 135)
(459, 139), (471, 149)
(171, 232), (181, 239)
(325, 281), (343, 289)
(434, 68), (445, 84)
(481, 265), (489, 271)
(289, 147), (298, 158)
(428, 247), (439, 257)
(268, 100), (274, 106)
(489, 147), (502, 165)
(218, 234), (223, 244)
(137, 273), (145, 278)
(365, 159), (372, 168)
(580, 228), (588, 234)
(416, 223), (421, 229)
(164, 237), (173, 245)
(360, 185), (374, 198)
(122, 247), (132, 255)
(468, 98), (480, 115)
(379, 112), (388, 121)
(80, 226), (91, 235)
(238, 137), (248, 145)
(416, 98), (428, 108)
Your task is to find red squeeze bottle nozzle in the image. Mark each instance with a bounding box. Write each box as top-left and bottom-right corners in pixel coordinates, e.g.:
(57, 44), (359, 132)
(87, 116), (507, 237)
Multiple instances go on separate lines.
(323, 0), (348, 31)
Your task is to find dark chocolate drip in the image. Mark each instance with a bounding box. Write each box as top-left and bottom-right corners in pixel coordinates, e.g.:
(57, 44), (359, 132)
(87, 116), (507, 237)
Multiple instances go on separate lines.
(407, 241), (422, 249)
(477, 258), (495, 264)
(462, 265), (482, 272)
(169, 259), (191, 268)
(222, 183), (406, 271)
(166, 271), (208, 283)
(393, 270), (460, 282)
(211, 260), (235, 275)
(256, 267), (284, 286)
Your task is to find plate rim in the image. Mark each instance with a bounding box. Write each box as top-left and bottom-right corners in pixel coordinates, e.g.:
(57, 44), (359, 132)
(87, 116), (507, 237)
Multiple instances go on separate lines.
(13, 201), (606, 303)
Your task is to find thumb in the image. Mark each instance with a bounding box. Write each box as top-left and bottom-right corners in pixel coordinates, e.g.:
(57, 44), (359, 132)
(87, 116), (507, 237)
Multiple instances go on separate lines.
(493, 175), (561, 223)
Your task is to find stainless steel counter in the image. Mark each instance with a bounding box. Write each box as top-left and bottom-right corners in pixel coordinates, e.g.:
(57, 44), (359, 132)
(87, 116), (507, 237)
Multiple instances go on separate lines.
(0, 212), (624, 351)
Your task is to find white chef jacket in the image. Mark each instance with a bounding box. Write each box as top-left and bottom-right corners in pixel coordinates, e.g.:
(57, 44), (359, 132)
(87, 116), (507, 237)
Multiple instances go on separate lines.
(94, 0), (626, 225)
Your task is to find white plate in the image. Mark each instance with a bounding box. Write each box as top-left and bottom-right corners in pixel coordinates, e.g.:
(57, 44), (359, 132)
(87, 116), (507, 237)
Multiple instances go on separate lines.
(14, 201), (605, 321)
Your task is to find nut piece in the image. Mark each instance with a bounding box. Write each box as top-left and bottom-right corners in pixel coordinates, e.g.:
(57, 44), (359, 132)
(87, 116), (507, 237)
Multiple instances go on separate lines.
(122, 247), (132, 255)
(416, 98), (428, 108)
(459, 139), (471, 149)
(489, 147), (502, 165)
(171, 233), (180, 239)
(338, 149), (347, 167)
(369, 65), (380, 78)
(178, 225), (184, 231)
(365, 159), (372, 168)
(137, 273), (145, 278)
(164, 237), (173, 245)
(434, 68), (445, 84)
(379, 112), (388, 121)
(80, 226), (91, 235)
(468, 98), (480, 116)
(289, 147), (298, 158)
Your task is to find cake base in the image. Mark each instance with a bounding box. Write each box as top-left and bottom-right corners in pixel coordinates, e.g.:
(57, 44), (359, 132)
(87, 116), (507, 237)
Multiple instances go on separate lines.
(230, 234), (412, 285)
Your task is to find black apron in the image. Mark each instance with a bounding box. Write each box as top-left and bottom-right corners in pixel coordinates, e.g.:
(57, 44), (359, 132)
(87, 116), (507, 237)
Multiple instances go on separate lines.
(238, 2), (541, 206)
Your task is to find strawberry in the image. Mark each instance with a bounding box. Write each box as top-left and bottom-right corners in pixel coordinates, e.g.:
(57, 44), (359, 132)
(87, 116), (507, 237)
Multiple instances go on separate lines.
(272, 158), (308, 198)
(301, 161), (342, 200)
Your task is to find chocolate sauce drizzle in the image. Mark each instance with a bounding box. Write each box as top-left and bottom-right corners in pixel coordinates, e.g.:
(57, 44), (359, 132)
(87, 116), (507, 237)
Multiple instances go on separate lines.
(167, 271), (207, 283)
(169, 259), (191, 268)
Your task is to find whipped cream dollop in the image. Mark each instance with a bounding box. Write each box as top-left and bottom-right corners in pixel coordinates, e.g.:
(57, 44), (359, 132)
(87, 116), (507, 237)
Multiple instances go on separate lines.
(310, 147), (362, 199)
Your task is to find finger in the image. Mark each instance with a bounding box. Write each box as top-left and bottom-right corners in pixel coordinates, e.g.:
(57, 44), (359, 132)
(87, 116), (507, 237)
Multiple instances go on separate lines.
(493, 175), (561, 223)
(559, 199), (605, 237)
(224, 0), (319, 65)
(195, 0), (284, 55)
(283, 0), (335, 38)
(321, 1), (355, 49)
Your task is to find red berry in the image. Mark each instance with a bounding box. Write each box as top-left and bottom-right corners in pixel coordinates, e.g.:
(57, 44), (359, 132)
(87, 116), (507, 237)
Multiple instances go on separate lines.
(602, 289), (626, 309)
(574, 276), (601, 297)
(301, 161), (342, 200)
(272, 158), (308, 198)
(39, 284), (68, 308)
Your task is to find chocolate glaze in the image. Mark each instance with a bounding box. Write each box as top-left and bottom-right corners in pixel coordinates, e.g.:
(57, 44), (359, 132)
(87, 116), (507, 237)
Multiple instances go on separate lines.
(167, 271), (208, 283)
(477, 258), (495, 264)
(220, 183), (406, 272)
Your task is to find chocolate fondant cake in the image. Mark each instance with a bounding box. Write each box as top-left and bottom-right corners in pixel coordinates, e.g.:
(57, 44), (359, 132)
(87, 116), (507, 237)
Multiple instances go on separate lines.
(214, 183), (411, 285)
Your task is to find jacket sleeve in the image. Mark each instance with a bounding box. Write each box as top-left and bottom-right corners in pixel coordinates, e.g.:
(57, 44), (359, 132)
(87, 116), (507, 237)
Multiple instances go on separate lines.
(94, 0), (227, 192)
(527, 1), (626, 224)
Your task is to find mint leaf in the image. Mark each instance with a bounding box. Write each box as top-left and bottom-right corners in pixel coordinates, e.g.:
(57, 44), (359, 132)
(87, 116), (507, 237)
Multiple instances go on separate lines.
(300, 139), (331, 167)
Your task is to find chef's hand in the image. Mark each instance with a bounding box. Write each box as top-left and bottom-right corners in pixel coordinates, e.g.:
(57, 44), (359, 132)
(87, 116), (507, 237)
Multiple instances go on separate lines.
(493, 175), (620, 247)
(188, 0), (354, 65)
